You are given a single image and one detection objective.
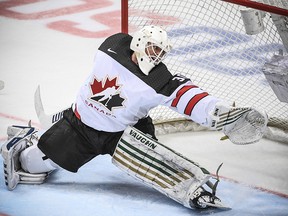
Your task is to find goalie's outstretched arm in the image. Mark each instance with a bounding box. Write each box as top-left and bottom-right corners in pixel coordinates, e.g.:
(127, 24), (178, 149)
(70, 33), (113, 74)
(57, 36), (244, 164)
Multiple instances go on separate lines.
(166, 81), (268, 144)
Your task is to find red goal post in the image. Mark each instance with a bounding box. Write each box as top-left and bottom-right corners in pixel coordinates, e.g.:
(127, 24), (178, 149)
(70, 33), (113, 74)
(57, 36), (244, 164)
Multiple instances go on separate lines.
(121, 0), (288, 141)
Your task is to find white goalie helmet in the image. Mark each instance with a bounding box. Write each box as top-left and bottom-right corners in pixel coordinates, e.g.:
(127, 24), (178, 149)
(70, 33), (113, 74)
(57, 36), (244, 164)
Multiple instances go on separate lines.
(130, 25), (172, 75)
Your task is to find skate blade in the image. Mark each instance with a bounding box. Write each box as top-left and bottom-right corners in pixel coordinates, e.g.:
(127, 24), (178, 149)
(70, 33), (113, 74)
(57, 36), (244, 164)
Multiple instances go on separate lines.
(201, 201), (231, 210)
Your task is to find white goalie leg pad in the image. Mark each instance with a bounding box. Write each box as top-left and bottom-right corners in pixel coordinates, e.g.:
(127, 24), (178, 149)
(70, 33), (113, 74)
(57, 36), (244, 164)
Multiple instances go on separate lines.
(112, 126), (213, 209)
(209, 102), (268, 144)
(1, 126), (50, 190)
(20, 144), (59, 174)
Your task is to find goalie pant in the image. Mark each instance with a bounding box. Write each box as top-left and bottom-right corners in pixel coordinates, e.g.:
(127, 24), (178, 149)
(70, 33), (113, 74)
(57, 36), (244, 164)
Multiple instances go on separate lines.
(2, 108), (158, 187)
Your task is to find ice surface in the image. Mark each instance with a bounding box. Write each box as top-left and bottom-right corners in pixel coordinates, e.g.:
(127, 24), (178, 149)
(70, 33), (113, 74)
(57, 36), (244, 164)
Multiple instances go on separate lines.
(0, 155), (288, 216)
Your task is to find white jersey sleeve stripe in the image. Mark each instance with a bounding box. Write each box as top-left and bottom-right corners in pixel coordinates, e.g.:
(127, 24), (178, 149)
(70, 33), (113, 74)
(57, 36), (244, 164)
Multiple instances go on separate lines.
(184, 92), (209, 116)
(171, 85), (198, 107)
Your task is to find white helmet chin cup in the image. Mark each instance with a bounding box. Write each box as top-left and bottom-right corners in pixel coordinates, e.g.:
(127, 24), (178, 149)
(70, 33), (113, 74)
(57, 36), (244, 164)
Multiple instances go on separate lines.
(135, 52), (155, 75)
(130, 25), (172, 75)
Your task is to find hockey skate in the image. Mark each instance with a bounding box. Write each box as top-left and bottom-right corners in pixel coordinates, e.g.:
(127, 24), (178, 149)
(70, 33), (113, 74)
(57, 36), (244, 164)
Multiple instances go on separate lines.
(1, 125), (49, 190)
(189, 186), (228, 209)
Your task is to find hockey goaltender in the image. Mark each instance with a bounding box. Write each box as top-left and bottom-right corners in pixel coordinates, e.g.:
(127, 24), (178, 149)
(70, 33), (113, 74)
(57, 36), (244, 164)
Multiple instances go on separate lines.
(1, 26), (268, 209)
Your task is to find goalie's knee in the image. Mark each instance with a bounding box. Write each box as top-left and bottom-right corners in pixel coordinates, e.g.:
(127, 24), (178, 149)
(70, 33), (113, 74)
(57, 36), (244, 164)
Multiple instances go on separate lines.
(20, 145), (59, 174)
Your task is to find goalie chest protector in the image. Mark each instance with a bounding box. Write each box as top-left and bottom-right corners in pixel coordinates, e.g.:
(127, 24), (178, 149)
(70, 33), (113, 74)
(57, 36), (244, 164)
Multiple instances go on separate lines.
(75, 33), (220, 132)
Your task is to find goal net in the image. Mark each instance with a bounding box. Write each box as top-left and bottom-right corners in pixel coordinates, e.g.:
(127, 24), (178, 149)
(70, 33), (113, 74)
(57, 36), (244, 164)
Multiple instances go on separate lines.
(121, 0), (288, 140)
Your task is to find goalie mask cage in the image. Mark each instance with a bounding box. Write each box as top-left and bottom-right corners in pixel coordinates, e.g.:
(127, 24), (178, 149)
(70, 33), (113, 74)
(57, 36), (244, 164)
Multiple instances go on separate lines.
(121, 0), (288, 140)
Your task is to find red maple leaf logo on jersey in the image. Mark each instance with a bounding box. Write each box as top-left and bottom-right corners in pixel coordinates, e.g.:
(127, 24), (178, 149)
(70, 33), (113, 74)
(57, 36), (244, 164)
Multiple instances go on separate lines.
(89, 76), (125, 111)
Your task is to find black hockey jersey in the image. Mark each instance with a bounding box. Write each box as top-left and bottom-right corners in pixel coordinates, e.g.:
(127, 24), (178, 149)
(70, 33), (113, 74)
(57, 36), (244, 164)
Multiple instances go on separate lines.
(75, 33), (220, 132)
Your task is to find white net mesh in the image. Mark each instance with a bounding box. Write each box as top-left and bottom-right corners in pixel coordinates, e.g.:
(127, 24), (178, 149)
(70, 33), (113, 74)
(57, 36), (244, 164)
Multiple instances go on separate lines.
(126, 0), (288, 133)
